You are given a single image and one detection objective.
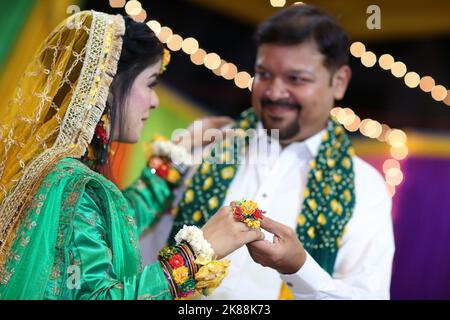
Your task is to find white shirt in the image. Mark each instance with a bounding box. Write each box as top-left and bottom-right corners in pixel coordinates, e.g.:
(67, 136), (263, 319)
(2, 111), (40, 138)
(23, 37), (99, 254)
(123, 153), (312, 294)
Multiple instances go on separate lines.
(200, 122), (395, 300)
(139, 121), (395, 300)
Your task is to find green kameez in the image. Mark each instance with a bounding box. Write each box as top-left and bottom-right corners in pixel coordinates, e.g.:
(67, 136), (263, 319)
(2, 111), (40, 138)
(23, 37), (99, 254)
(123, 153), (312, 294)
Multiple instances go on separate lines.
(0, 157), (174, 300)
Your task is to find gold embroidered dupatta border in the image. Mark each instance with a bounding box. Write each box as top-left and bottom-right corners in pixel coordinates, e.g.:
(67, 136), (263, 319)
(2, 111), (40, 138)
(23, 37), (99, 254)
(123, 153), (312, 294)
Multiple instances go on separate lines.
(0, 11), (125, 268)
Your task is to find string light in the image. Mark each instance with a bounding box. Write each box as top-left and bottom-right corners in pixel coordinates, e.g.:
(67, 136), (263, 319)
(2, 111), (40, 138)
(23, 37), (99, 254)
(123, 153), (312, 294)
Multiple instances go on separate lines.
(124, 0), (142, 16)
(270, 0), (287, 7)
(350, 42), (447, 105)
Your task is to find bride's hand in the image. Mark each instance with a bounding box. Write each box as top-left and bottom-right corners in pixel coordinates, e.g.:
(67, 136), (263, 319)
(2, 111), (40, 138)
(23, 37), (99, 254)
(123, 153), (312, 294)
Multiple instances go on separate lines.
(172, 116), (234, 151)
(201, 206), (264, 260)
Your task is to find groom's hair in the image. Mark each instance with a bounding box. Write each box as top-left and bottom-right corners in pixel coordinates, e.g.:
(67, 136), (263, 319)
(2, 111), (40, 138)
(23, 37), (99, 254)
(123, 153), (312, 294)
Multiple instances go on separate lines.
(255, 4), (349, 73)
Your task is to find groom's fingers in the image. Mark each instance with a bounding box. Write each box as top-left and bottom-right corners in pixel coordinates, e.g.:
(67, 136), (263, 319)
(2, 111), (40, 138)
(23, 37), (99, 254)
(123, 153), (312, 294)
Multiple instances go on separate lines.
(260, 216), (293, 239)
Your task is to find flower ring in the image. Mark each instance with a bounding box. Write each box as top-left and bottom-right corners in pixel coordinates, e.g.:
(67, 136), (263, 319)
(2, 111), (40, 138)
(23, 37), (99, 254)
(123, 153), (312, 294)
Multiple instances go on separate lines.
(230, 199), (265, 229)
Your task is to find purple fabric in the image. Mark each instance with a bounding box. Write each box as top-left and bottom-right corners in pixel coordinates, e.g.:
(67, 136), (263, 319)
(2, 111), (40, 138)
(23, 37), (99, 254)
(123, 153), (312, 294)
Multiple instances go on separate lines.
(389, 157), (450, 299)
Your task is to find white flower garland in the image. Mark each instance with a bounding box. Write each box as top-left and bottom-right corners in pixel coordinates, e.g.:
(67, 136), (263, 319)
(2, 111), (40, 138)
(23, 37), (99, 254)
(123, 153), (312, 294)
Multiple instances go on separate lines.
(152, 140), (193, 167)
(175, 225), (215, 261)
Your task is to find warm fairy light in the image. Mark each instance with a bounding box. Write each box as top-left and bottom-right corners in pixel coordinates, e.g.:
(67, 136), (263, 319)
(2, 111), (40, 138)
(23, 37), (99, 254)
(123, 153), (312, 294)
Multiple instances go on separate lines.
(270, 0), (287, 7)
(350, 42), (366, 58)
(383, 159), (400, 173)
(125, 0), (142, 16)
(361, 51), (377, 67)
(235, 72), (252, 89)
(404, 72), (421, 88)
(213, 60), (227, 76)
(167, 34), (183, 51)
(390, 145), (409, 160)
(419, 76), (435, 92)
(378, 124), (391, 142)
(387, 184), (396, 197)
(248, 77), (254, 91)
(391, 61), (407, 78)
(221, 63), (238, 80)
(364, 120), (382, 138)
(204, 53), (221, 70)
(190, 48), (207, 65)
(385, 168), (404, 186)
(181, 37), (199, 55)
(110, 0), (126, 8)
(431, 85), (448, 101)
(345, 115), (361, 132)
(359, 118), (372, 136)
(146, 20), (161, 36)
(158, 26), (173, 43)
(132, 9), (147, 22)
(330, 107), (341, 117)
(388, 129), (407, 147)
(444, 91), (450, 106)
(378, 54), (394, 70)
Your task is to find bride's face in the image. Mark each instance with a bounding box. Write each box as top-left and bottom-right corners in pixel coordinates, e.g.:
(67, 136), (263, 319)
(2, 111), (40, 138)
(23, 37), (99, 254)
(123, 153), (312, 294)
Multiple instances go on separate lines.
(112, 60), (162, 143)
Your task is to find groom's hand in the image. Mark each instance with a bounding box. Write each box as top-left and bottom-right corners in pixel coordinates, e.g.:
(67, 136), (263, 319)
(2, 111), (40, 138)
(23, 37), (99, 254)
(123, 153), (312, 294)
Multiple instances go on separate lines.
(247, 217), (307, 274)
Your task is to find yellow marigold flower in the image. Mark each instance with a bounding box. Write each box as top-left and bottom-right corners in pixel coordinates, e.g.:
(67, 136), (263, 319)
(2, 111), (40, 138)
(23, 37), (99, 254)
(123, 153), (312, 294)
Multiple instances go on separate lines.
(297, 214), (306, 226)
(337, 237), (343, 248)
(304, 188), (310, 198)
(309, 160), (316, 169)
(203, 177), (213, 190)
(348, 147), (356, 157)
(331, 199), (343, 215)
(241, 200), (258, 216)
(195, 260), (230, 295)
(333, 173), (342, 183)
(318, 213), (327, 225)
(240, 119), (249, 129)
(315, 170), (322, 182)
(201, 162), (211, 174)
(171, 207), (179, 217)
(193, 210), (203, 222)
(344, 189), (351, 203)
(208, 196), (219, 209)
(343, 224), (348, 235)
(307, 226), (315, 239)
(334, 126), (343, 135)
(322, 131), (329, 141)
(327, 159), (335, 168)
(185, 190), (194, 203)
(342, 157), (351, 170)
(167, 168), (181, 184)
(221, 167), (234, 180)
(308, 199), (317, 211)
(173, 266), (189, 285)
(323, 185), (331, 196)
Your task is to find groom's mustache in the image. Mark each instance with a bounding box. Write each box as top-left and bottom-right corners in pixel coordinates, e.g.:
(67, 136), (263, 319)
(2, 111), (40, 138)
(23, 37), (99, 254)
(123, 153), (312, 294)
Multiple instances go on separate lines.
(260, 98), (301, 110)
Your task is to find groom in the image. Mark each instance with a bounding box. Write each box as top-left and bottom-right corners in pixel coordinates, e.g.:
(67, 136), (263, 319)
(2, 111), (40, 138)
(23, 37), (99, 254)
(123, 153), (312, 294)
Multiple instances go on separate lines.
(168, 4), (394, 300)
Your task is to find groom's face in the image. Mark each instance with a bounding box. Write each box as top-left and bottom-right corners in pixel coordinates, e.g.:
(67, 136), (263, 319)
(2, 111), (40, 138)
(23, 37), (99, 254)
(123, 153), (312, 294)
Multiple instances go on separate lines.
(251, 41), (349, 144)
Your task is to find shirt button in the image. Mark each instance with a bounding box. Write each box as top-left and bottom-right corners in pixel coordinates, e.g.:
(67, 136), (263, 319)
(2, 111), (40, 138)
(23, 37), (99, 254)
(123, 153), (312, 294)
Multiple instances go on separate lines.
(262, 193), (267, 198)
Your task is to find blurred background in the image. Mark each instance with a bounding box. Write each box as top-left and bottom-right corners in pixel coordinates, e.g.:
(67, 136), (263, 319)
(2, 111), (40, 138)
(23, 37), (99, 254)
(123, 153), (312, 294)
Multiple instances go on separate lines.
(1, 0), (449, 299)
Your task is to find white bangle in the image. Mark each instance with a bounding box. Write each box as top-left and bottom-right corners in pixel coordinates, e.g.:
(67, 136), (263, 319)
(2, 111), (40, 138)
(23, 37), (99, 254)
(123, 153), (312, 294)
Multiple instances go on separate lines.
(152, 140), (193, 167)
(175, 225), (215, 262)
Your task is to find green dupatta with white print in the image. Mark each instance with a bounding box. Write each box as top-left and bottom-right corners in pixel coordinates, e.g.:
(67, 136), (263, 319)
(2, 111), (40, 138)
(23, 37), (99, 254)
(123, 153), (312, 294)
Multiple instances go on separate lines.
(169, 109), (355, 275)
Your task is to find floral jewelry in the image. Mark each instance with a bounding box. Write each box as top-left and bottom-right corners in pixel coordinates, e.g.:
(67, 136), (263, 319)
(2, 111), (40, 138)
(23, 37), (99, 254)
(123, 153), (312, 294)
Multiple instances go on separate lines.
(83, 113), (110, 170)
(231, 199), (266, 229)
(160, 48), (171, 74)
